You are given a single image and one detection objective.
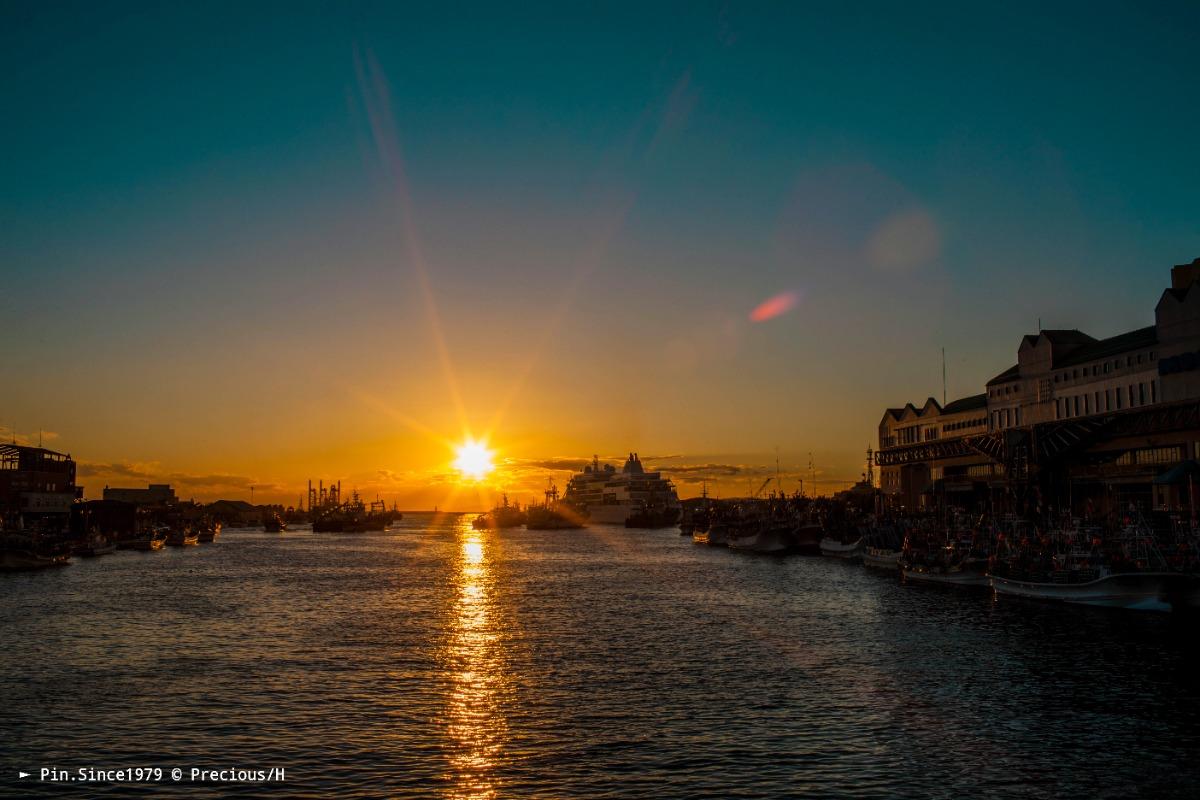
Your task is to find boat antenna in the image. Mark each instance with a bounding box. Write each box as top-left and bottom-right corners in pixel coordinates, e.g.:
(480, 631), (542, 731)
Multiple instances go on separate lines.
(941, 347), (947, 406)
(775, 446), (781, 494)
(808, 452), (815, 499)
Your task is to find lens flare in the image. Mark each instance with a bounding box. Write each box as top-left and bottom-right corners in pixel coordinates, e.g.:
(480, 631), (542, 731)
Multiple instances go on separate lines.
(749, 291), (800, 322)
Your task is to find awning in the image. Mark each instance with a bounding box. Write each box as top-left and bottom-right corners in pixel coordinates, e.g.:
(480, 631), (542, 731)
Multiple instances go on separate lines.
(1153, 459), (1200, 485)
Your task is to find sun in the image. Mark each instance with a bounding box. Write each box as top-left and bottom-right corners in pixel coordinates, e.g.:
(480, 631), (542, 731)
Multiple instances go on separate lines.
(453, 439), (495, 481)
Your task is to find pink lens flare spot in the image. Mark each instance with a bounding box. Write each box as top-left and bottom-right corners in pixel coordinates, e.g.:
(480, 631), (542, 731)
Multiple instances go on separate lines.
(749, 291), (800, 322)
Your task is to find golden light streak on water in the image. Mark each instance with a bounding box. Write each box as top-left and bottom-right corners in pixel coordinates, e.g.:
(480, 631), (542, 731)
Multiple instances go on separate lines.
(444, 523), (507, 799)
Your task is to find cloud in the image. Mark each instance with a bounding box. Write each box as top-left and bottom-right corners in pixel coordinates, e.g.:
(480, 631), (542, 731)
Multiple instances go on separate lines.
(0, 427), (61, 448)
(76, 461), (156, 480)
(865, 208), (941, 272)
(77, 461), (279, 495)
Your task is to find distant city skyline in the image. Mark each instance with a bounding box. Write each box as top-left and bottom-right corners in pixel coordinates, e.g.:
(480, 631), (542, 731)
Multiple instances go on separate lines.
(2, 2), (1198, 508)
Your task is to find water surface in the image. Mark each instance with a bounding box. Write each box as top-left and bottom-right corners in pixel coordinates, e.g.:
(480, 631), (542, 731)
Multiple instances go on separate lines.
(2, 514), (1198, 798)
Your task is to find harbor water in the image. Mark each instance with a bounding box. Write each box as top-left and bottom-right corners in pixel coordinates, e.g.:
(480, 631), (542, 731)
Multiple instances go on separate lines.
(2, 514), (1199, 798)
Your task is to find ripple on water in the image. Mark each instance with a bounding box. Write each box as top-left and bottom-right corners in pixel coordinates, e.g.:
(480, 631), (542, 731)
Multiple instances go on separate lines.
(2, 518), (1199, 798)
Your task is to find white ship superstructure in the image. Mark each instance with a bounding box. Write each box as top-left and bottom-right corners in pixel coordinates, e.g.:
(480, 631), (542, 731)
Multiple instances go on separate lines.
(564, 453), (680, 525)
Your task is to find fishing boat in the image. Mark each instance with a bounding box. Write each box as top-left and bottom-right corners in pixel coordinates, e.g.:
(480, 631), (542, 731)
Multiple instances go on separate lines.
(166, 527), (199, 547)
(861, 522), (904, 570)
(0, 533), (71, 570)
(197, 519), (222, 542)
(472, 494), (526, 530)
(73, 532), (117, 557)
(989, 516), (1186, 611)
(727, 516), (792, 554)
(989, 570), (1183, 612)
(789, 521), (824, 554)
(862, 546), (901, 570)
(312, 493), (391, 532)
(703, 518), (730, 547)
(119, 527), (167, 551)
(525, 483), (585, 530)
(902, 560), (990, 587)
(263, 512), (286, 533)
(819, 532), (864, 559)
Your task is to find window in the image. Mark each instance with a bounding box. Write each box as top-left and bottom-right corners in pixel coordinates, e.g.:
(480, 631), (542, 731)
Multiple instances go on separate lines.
(1137, 354), (1143, 365)
(1054, 375), (1060, 383)
(1126, 356), (1132, 367)
(1074, 396), (1080, 416)
(1106, 389), (1113, 411)
(1116, 446), (1182, 466)
(1139, 383), (1146, 405)
(1128, 385), (1135, 407)
(1084, 394), (1090, 414)
(1151, 380), (1157, 403)
(1104, 362), (1111, 374)
(1116, 390), (1123, 410)
(1094, 391), (1100, 412)
(1073, 369), (1079, 379)
(1150, 351), (1156, 362)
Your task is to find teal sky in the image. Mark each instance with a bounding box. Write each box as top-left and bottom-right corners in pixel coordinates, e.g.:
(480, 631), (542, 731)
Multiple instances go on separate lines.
(2, 2), (1199, 504)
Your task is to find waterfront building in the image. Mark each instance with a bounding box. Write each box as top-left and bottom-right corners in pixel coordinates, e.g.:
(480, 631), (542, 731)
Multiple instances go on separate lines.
(0, 443), (80, 520)
(877, 257), (1200, 515)
(102, 483), (177, 507)
(877, 394), (993, 511)
(205, 499), (260, 526)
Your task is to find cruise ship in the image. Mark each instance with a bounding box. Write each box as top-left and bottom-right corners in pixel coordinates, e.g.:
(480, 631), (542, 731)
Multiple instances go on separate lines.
(563, 453), (681, 527)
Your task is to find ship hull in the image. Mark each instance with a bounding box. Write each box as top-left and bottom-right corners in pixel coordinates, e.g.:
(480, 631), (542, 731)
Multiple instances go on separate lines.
(728, 526), (791, 554)
(903, 566), (990, 588)
(820, 536), (863, 559)
(862, 547), (901, 570)
(990, 572), (1182, 612)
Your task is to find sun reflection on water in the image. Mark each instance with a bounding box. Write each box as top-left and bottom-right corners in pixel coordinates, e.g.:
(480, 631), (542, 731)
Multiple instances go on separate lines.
(444, 523), (508, 799)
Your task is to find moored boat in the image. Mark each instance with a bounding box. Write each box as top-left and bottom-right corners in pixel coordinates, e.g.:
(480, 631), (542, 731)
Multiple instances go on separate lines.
(789, 522), (824, 554)
(166, 527), (199, 547)
(820, 535), (863, 559)
(902, 562), (990, 587)
(1, 532), (71, 570)
(74, 532), (117, 557)
(197, 519), (221, 542)
(472, 494), (527, 530)
(118, 527), (167, 551)
(525, 483), (585, 530)
(862, 546), (901, 570)
(989, 570), (1184, 612)
(728, 519), (792, 554)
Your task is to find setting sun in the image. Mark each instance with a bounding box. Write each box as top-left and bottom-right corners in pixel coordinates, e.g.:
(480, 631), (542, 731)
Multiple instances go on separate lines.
(453, 440), (495, 481)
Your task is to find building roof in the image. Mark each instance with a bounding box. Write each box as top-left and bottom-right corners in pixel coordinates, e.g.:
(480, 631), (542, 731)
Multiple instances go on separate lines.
(208, 499), (257, 512)
(986, 364), (1020, 386)
(1053, 325), (1157, 368)
(880, 393), (985, 425)
(941, 393), (987, 414)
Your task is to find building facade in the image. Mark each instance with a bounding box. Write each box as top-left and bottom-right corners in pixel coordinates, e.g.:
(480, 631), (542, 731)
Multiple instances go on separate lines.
(0, 443), (80, 520)
(877, 257), (1200, 515)
(102, 483), (178, 507)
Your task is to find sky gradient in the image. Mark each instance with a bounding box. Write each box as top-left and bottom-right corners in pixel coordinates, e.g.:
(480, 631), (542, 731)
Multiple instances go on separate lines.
(2, 2), (1199, 508)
